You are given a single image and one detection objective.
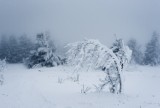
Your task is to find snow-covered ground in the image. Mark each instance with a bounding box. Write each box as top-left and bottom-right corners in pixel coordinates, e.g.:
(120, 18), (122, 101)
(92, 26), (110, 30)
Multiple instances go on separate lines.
(0, 64), (160, 108)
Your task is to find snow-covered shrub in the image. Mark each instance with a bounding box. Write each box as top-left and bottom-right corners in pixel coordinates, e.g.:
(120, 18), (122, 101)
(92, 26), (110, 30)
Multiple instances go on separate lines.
(66, 39), (128, 93)
(25, 33), (62, 68)
(0, 59), (6, 85)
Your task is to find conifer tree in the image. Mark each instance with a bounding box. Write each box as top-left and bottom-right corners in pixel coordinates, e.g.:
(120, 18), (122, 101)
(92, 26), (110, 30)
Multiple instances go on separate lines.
(26, 33), (61, 68)
(144, 32), (160, 66)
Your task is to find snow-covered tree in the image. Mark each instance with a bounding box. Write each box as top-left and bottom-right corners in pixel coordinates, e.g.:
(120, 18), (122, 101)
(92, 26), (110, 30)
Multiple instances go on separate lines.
(111, 39), (132, 70)
(0, 59), (6, 85)
(144, 31), (160, 66)
(66, 39), (131, 93)
(127, 38), (143, 64)
(26, 33), (62, 68)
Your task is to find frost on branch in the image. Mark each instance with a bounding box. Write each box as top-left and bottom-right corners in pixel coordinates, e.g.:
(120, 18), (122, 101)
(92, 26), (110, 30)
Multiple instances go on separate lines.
(66, 39), (130, 93)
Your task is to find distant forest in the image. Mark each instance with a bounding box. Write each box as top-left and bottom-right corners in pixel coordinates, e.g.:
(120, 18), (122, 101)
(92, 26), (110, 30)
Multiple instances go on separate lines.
(0, 33), (56, 64)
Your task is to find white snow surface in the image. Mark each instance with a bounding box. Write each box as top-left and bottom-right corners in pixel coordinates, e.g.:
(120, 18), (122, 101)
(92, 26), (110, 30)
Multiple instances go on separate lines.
(0, 64), (160, 108)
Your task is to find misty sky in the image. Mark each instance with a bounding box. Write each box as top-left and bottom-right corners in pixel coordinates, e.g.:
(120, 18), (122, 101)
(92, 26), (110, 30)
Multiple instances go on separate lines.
(0, 0), (160, 46)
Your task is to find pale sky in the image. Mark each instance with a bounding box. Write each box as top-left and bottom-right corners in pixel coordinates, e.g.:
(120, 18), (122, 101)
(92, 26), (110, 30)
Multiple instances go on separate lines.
(0, 0), (160, 46)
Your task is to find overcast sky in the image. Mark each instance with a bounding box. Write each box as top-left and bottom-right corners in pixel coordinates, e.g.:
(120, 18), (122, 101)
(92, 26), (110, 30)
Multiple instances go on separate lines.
(0, 0), (160, 46)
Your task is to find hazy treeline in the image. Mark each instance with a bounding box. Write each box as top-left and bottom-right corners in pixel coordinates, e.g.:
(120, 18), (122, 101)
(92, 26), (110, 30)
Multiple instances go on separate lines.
(0, 31), (160, 66)
(0, 35), (35, 63)
(0, 33), (56, 64)
(128, 31), (160, 66)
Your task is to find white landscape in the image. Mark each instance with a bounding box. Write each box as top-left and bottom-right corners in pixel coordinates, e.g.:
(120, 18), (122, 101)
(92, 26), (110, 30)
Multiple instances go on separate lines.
(0, 31), (159, 108)
(0, 1), (160, 108)
(0, 64), (160, 108)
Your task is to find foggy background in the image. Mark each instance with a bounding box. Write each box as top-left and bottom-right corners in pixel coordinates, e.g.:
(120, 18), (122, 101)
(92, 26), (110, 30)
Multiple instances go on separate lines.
(0, 0), (160, 46)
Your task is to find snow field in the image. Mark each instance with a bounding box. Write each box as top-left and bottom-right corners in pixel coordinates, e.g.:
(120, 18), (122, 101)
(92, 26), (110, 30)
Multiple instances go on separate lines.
(0, 64), (160, 108)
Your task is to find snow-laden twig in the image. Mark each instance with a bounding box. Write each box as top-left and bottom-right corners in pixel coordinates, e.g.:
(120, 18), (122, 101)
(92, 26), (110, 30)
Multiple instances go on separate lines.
(57, 77), (64, 84)
(81, 84), (91, 94)
(68, 74), (80, 83)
